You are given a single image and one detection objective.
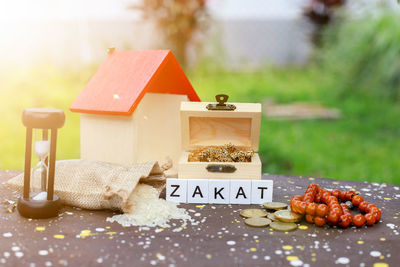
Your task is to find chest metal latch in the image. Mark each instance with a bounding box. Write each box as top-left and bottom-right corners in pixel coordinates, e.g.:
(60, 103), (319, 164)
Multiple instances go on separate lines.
(206, 164), (237, 173)
(206, 94), (236, 111)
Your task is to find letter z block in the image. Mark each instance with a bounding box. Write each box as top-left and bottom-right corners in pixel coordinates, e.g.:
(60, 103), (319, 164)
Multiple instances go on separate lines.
(166, 178), (187, 203)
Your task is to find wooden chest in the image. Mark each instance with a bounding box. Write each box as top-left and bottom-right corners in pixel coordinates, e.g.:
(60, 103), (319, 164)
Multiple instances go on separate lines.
(178, 95), (262, 180)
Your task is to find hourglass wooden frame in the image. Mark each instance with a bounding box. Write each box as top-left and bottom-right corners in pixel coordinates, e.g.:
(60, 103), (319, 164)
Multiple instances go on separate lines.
(17, 108), (65, 219)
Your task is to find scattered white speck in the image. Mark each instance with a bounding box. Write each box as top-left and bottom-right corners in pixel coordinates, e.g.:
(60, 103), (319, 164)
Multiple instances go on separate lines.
(386, 223), (396, 229)
(252, 255), (258, 260)
(335, 257), (350, 264)
(227, 241), (236, 246)
(157, 254), (166, 260)
(96, 258), (103, 263)
(15, 252), (23, 258)
(11, 246), (20, 252)
(290, 260), (303, 266)
(194, 213), (201, 217)
(3, 252), (10, 258)
(264, 256), (271, 261)
(45, 261), (52, 267)
(38, 250), (49, 256)
(3, 233), (12, 238)
(370, 251), (381, 257)
(95, 228), (105, 232)
(275, 250), (282, 255)
(150, 260), (157, 265)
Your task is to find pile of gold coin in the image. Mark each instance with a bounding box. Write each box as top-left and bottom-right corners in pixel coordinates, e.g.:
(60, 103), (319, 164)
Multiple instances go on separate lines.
(240, 202), (302, 232)
(188, 143), (254, 162)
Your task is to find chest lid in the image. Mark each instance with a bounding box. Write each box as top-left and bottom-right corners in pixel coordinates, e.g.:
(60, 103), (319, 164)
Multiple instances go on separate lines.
(181, 94), (261, 152)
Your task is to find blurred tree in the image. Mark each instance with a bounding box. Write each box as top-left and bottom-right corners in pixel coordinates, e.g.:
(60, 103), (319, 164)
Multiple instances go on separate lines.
(320, 10), (400, 101)
(132, 0), (209, 68)
(304, 0), (346, 45)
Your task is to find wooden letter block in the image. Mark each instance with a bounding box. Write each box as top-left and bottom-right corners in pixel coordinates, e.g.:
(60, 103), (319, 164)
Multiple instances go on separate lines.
(208, 180), (230, 204)
(230, 180), (251, 204)
(187, 179), (209, 203)
(251, 180), (273, 204)
(166, 178), (187, 203)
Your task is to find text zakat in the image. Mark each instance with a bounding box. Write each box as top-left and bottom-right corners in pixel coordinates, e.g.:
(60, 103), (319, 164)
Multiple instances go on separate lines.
(166, 179), (273, 204)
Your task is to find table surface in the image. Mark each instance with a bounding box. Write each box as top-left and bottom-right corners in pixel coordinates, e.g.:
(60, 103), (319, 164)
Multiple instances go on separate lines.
(0, 170), (399, 267)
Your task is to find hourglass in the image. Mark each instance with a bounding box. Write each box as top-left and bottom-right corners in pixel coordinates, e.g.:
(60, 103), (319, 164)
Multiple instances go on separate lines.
(17, 108), (65, 219)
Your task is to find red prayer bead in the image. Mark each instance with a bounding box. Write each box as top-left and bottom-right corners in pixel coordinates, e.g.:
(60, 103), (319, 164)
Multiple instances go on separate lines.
(290, 185), (380, 229)
(332, 189), (341, 199)
(316, 204), (328, 217)
(352, 195), (363, 207)
(306, 214), (314, 223)
(353, 214), (366, 228)
(338, 214), (352, 228)
(314, 216), (326, 227)
(364, 213), (376, 226)
(306, 203), (317, 216)
(298, 201), (307, 215)
(358, 201), (369, 213)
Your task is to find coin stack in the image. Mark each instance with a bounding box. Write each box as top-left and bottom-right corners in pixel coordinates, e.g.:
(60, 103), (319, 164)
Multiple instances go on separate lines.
(240, 202), (302, 232)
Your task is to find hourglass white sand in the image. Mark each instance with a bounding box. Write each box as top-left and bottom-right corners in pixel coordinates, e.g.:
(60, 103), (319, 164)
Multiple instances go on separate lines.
(17, 108), (65, 219)
(31, 138), (50, 201)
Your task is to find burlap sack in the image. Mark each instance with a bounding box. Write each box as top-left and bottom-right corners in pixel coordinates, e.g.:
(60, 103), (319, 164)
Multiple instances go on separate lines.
(7, 159), (166, 212)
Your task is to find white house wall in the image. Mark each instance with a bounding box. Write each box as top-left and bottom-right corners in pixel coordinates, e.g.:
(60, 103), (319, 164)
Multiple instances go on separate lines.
(134, 93), (188, 173)
(80, 93), (187, 173)
(80, 112), (137, 165)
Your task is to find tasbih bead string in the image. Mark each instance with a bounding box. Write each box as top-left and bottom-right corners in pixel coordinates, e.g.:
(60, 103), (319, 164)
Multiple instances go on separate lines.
(290, 184), (381, 228)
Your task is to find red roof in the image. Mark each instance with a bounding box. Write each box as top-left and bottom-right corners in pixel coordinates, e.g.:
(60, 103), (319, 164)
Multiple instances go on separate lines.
(70, 50), (200, 116)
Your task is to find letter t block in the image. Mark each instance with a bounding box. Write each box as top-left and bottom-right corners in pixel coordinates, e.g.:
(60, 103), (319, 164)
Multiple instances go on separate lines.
(251, 180), (273, 204)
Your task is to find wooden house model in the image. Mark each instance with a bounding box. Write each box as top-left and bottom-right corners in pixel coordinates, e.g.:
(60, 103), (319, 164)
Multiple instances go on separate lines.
(70, 49), (200, 172)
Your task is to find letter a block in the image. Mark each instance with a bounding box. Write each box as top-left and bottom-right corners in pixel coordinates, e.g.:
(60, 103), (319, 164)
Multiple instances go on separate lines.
(230, 180), (251, 204)
(187, 179), (209, 203)
(251, 180), (273, 204)
(208, 180), (230, 204)
(166, 178), (187, 203)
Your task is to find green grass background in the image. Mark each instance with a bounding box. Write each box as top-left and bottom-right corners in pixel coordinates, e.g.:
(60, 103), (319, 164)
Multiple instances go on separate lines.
(0, 65), (399, 185)
(1, 9), (399, 185)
